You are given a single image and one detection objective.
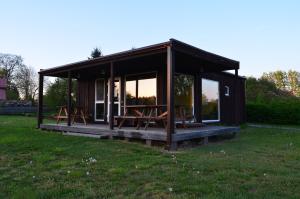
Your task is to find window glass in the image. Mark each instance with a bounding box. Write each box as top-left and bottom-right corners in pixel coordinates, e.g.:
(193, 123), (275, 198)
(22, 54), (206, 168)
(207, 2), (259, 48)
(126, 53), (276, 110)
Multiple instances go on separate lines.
(202, 79), (219, 121)
(125, 80), (136, 105)
(174, 74), (194, 118)
(95, 103), (104, 120)
(114, 80), (120, 102)
(125, 74), (156, 105)
(96, 79), (104, 101)
(138, 78), (156, 105)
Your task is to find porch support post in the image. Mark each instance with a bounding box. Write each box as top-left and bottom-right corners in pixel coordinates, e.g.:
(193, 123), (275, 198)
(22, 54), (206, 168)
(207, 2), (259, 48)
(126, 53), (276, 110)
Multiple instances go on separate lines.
(166, 45), (175, 150)
(37, 73), (44, 128)
(67, 71), (72, 126)
(235, 68), (239, 125)
(109, 62), (114, 130)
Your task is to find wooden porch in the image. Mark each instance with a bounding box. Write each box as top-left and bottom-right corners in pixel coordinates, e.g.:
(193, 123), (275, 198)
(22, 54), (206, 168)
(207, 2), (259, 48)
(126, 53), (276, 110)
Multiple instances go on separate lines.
(38, 39), (244, 150)
(40, 123), (240, 148)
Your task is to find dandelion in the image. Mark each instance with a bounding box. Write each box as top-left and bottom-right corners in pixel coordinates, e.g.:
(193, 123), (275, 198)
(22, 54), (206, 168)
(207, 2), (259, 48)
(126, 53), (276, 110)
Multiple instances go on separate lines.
(168, 187), (173, 192)
(220, 150), (226, 154)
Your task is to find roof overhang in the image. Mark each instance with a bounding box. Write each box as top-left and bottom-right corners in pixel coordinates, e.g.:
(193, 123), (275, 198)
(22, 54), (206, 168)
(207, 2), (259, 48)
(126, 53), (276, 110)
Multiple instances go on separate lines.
(39, 39), (239, 76)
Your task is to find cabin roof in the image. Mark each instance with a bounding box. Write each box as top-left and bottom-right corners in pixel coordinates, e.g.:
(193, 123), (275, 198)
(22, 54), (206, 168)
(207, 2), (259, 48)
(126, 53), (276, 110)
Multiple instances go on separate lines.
(39, 39), (239, 76)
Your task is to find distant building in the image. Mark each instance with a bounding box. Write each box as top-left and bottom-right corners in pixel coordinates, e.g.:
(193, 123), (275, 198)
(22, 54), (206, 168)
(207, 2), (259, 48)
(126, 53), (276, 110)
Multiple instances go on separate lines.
(0, 78), (7, 100)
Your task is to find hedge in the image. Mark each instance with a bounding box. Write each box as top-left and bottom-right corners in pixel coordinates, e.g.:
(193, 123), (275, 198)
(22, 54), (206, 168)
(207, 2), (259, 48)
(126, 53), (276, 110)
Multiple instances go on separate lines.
(246, 100), (300, 125)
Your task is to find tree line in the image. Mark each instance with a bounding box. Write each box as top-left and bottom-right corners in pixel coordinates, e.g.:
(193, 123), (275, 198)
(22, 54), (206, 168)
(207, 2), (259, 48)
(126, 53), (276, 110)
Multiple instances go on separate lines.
(0, 48), (102, 104)
(246, 70), (300, 125)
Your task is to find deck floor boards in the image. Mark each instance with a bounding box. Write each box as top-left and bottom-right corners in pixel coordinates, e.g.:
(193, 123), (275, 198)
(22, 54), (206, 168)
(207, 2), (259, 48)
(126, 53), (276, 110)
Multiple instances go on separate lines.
(40, 123), (239, 142)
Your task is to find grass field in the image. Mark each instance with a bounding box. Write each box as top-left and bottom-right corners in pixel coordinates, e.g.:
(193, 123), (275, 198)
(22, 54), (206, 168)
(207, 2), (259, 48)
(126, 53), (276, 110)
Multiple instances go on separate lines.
(0, 116), (300, 198)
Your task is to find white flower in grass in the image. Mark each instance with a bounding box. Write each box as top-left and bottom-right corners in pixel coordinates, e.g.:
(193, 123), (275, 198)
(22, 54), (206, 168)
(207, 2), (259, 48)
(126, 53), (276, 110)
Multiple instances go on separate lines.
(197, 171), (200, 174)
(135, 165), (138, 169)
(29, 161), (33, 164)
(289, 142), (293, 146)
(168, 187), (173, 192)
(32, 176), (36, 179)
(220, 150), (226, 154)
(67, 170), (71, 174)
(263, 173), (267, 177)
(86, 171), (90, 176)
(89, 157), (97, 163)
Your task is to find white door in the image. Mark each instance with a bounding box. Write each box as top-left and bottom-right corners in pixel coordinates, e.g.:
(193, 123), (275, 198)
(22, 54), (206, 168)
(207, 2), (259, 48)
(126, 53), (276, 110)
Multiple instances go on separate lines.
(107, 77), (121, 121)
(95, 79), (105, 121)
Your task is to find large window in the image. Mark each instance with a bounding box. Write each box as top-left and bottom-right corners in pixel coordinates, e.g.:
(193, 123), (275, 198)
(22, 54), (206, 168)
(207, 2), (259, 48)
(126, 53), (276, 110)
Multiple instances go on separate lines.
(125, 73), (156, 105)
(202, 79), (220, 121)
(95, 79), (105, 121)
(174, 74), (194, 118)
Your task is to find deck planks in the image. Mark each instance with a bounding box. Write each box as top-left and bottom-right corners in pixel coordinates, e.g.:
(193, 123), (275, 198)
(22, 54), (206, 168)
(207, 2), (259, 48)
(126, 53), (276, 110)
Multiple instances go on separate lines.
(40, 123), (239, 142)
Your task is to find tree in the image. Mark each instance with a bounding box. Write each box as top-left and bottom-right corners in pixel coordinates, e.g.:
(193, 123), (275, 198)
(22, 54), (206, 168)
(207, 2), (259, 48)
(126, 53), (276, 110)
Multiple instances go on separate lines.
(6, 84), (19, 100)
(0, 53), (23, 85)
(287, 70), (300, 97)
(262, 71), (287, 90)
(44, 78), (77, 110)
(0, 68), (5, 77)
(262, 70), (300, 97)
(246, 76), (296, 103)
(14, 64), (38, 102)
(89, 48), (102, 59)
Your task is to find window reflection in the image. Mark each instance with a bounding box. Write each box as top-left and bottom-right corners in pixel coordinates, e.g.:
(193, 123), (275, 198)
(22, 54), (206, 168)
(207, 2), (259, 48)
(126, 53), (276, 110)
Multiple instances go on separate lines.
(126, 80), (136, 105)
(202, 79), (219, 121)
(174, 74), (194, 118)
(125, 74), (156, 105)
(138, 78), (156, 105)
(114, 80), (120, 102)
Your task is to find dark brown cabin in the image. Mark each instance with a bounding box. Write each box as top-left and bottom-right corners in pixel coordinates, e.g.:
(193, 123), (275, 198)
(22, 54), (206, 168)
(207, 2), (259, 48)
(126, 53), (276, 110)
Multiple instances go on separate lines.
(37, 39), (245, 150)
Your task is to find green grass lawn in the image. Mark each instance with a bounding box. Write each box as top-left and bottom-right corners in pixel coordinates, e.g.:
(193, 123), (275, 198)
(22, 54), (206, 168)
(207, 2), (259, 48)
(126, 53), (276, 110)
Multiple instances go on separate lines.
(0, 116), (300, 199)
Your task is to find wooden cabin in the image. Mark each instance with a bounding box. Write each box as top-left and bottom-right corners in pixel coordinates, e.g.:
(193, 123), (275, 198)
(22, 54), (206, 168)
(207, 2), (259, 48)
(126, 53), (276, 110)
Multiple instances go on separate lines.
(38, 39), (245, 150)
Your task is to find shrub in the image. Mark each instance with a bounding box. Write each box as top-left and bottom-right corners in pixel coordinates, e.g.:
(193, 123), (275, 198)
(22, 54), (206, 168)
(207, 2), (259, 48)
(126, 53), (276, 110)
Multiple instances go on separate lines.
(246, 99), (300, 125)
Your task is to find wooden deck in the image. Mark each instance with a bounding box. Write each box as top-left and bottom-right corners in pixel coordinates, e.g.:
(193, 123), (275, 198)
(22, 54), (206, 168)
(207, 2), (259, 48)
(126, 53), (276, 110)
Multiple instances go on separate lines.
(40, 123), (240, 143)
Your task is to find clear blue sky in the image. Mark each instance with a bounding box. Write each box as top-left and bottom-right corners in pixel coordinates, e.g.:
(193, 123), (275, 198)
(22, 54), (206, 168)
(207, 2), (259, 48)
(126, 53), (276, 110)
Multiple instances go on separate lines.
(1, 0), (300, 77)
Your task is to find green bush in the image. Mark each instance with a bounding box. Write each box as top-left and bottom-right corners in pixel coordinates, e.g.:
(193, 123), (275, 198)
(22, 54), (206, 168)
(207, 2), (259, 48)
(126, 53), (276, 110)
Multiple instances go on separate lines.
(246, 100), (300, 125)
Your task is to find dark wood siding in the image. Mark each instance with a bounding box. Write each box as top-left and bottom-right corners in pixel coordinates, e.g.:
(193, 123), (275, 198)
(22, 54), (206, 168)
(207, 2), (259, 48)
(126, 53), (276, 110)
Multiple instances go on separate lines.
(77, 79), (95, 120)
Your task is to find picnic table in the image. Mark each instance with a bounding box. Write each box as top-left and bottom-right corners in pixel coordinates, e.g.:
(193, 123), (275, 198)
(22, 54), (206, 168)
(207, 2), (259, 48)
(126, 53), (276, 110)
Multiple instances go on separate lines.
(115, 104), (189, 130)
(115, 105), (168, 130)
(72, 106), (89, 125)
(55, 105), (89, 125)
(55, 106), (68, 124)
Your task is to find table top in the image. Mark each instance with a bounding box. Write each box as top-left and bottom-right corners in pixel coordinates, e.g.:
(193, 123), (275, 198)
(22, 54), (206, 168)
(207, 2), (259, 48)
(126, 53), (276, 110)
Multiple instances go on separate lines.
(122, 105), (167, 108)
(122, 104), (186, 108)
